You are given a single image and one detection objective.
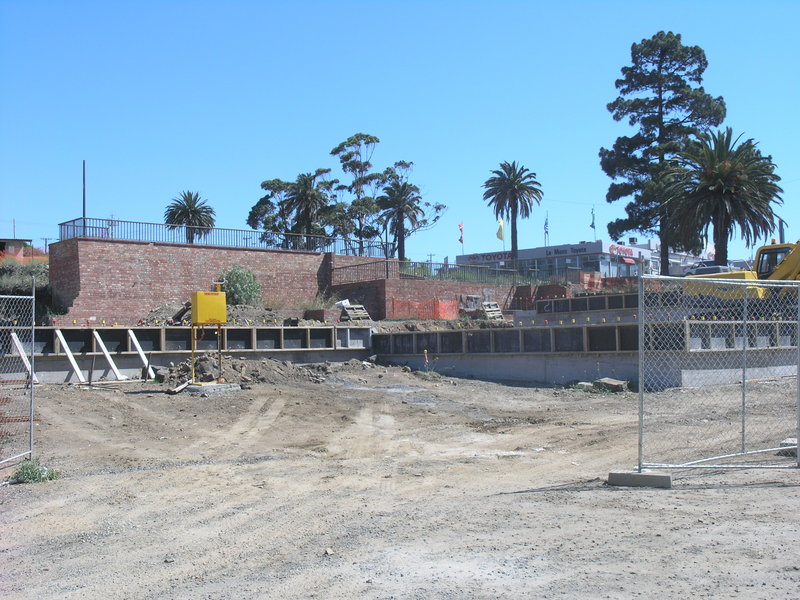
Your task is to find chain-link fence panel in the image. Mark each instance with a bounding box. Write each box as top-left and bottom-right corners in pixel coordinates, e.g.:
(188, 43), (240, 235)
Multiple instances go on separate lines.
(639, 275), (799, 469)
(0, 292), (36, 466)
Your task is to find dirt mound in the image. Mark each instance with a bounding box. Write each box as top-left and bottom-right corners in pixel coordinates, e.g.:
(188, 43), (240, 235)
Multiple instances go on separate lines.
(154, 355), (378, 387)
(139, 303), (298, 326)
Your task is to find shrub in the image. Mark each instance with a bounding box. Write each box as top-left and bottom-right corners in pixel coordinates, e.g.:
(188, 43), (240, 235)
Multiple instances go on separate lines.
(221, 266), (262, 305)
(11, 458), (60, 483)
(0, 259), (57, 323)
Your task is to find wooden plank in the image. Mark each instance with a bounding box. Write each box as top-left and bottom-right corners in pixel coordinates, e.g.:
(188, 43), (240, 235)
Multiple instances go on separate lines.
(92, 330), (128, 380)
(128, 330), (156, 380)
(341, 304), (371, 321)
(9, 332), (39, 384)
(54, 329), (87, 383)
(168, 380), (190, 395)
(482, 302), (505, 322)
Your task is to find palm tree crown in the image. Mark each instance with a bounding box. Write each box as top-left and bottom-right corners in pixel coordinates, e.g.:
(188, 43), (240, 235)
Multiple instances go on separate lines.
(164, 191), (216, 244)
(666, 128), (783, 265)
(482, 161), (543, 261)
(285, 169), (335, 239)
(377, 179), (424, 261)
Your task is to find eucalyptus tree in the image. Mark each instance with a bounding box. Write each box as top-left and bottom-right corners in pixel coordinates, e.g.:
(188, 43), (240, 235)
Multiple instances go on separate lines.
(247, 179), (290, 231)
(600, 31), (726, 274)
(666, 128), (782, 265)
(482, 161), (543, 262)
(331, 133), (386, 254)
(164, 191), (216, 244)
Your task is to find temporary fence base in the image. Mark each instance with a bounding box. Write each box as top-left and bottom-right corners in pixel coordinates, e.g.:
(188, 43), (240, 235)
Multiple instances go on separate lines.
(607, 471), (672, 488)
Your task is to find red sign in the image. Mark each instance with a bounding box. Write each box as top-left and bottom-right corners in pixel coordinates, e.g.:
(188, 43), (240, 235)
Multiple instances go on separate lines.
(609, 244), (634, 257)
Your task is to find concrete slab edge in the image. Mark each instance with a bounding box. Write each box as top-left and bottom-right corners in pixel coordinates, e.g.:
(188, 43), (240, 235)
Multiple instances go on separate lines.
(607, 470), (672, 489)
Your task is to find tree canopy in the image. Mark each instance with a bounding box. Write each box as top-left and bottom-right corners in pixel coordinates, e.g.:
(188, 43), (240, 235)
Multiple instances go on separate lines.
(249, 134), (439, 259)
(482, 161), (543, 262)
(600, 31), (726, 274)
(665, 128), (782, 265)
(376, 167), (444, 261)
(164, 191), (216, 244)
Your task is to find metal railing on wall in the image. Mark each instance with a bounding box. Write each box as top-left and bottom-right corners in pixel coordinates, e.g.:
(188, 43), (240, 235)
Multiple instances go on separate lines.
(58, 218), (387, 257)
(330, 260), (532, 286)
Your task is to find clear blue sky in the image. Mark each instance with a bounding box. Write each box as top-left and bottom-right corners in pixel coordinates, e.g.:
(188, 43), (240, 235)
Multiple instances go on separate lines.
(2, 1), (798, 262)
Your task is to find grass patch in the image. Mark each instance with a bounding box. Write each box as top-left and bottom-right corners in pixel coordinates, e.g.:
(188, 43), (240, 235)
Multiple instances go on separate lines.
(10, 458), (60, 483)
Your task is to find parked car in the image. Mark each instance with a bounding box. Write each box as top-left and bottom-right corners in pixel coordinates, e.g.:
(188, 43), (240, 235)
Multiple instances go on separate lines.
(728, 259), (752, 271)
(688, 265), (733, 276)
(683, 261), (717, 276)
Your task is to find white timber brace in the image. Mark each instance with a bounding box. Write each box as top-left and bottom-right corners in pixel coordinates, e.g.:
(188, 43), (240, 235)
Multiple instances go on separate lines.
(92, 330), (128, 380)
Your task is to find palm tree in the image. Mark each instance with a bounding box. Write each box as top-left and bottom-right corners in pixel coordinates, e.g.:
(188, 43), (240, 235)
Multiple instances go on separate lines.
(285, 169), (336, 247)
(666, 128), (783, 265)
(164, 191), (216, 244)
(377, 179), (424, 261)
(482, 161), (543, 262)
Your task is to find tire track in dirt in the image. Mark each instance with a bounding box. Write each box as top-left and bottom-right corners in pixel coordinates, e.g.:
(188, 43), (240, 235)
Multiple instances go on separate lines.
(185, 395), (286, 456)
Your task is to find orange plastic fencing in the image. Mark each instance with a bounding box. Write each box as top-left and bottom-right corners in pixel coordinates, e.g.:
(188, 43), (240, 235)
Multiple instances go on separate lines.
(388, 299), (458, 320)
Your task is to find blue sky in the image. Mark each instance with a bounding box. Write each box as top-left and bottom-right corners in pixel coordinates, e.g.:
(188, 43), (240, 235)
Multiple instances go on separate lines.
(2, 1), (798, 262)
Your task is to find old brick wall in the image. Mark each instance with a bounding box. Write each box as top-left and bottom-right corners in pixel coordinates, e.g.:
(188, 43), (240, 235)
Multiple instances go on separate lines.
(330, 280), (387, 319)
(49, 239), (341, 324)
(49, 238), (513, 324)
(332, 278), (512, 320)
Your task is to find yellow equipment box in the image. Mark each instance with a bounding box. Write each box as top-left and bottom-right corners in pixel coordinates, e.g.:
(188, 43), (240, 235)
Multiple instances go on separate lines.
(191, 291), (227, 324)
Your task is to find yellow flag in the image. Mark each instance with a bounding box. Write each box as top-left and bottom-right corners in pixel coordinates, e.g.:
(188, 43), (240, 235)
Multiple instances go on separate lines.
(496, 219), (504, 241)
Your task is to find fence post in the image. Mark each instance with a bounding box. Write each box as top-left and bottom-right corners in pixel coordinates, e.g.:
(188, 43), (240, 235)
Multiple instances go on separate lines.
(637, 273), (645, 473)
(741, 287), (749, 453)
(796, 286), (800, 468)
(29, 277), (36, 458)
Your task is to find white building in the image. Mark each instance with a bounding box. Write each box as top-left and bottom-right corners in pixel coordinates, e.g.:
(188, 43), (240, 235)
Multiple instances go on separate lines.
(456, 238), (713, 278)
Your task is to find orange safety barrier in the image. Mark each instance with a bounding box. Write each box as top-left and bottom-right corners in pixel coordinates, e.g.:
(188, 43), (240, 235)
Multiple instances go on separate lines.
(388, 299), (458, 320)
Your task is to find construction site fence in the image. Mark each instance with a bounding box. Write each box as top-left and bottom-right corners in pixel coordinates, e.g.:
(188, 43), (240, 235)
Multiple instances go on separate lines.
(387, 299), (459, 320)
(638, 275), (800, 470)
(1, 253), (48, 265)
(59, 217), (386, 257)
(0, 290), (35, 467)
(331, 260), (531, 286)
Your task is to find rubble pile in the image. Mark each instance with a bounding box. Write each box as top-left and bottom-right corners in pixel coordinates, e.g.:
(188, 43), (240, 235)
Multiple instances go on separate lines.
(154, 355), (378, 388)
(139, 303), (296, 327)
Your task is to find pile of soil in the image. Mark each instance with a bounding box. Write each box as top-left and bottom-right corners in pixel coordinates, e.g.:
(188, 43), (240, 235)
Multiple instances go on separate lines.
(139, 303), (515, 332)
(139, 303), (300, 327)
(154, 354), (379, 387)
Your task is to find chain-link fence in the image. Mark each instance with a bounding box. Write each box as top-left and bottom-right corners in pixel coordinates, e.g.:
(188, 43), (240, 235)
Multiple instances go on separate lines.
(0, 291), (36, 466)
(639, 275), (799, 470)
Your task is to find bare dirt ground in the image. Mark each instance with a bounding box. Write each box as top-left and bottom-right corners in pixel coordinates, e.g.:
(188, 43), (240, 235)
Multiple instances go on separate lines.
(1, 362), (799, 599)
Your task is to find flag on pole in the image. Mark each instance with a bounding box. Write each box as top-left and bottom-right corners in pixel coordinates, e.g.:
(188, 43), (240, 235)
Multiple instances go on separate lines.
(590, 206), (596, 230)
(544, 216), (549, 235)
(458, 223), (463, 244)
(496, 219), (504, 241)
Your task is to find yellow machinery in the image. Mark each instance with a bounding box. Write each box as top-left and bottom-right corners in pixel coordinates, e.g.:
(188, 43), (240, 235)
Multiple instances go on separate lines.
(686, 241), (800, 301)
(190, 289), (227, 384)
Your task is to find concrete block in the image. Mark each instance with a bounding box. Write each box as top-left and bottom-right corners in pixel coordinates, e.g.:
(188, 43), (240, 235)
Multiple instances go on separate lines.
(594, 377), (628, 392)
(185, 383), (241, 396)
(607, 470), (672, 489)
(574, 381), (594, 391)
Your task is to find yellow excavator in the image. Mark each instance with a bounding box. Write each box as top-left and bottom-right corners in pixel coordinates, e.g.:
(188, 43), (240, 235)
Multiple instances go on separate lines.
(686, 241), (800, 301)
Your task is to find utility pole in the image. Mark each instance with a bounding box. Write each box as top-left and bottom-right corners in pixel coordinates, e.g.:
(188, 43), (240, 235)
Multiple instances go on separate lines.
(41, 238), (51, 253)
